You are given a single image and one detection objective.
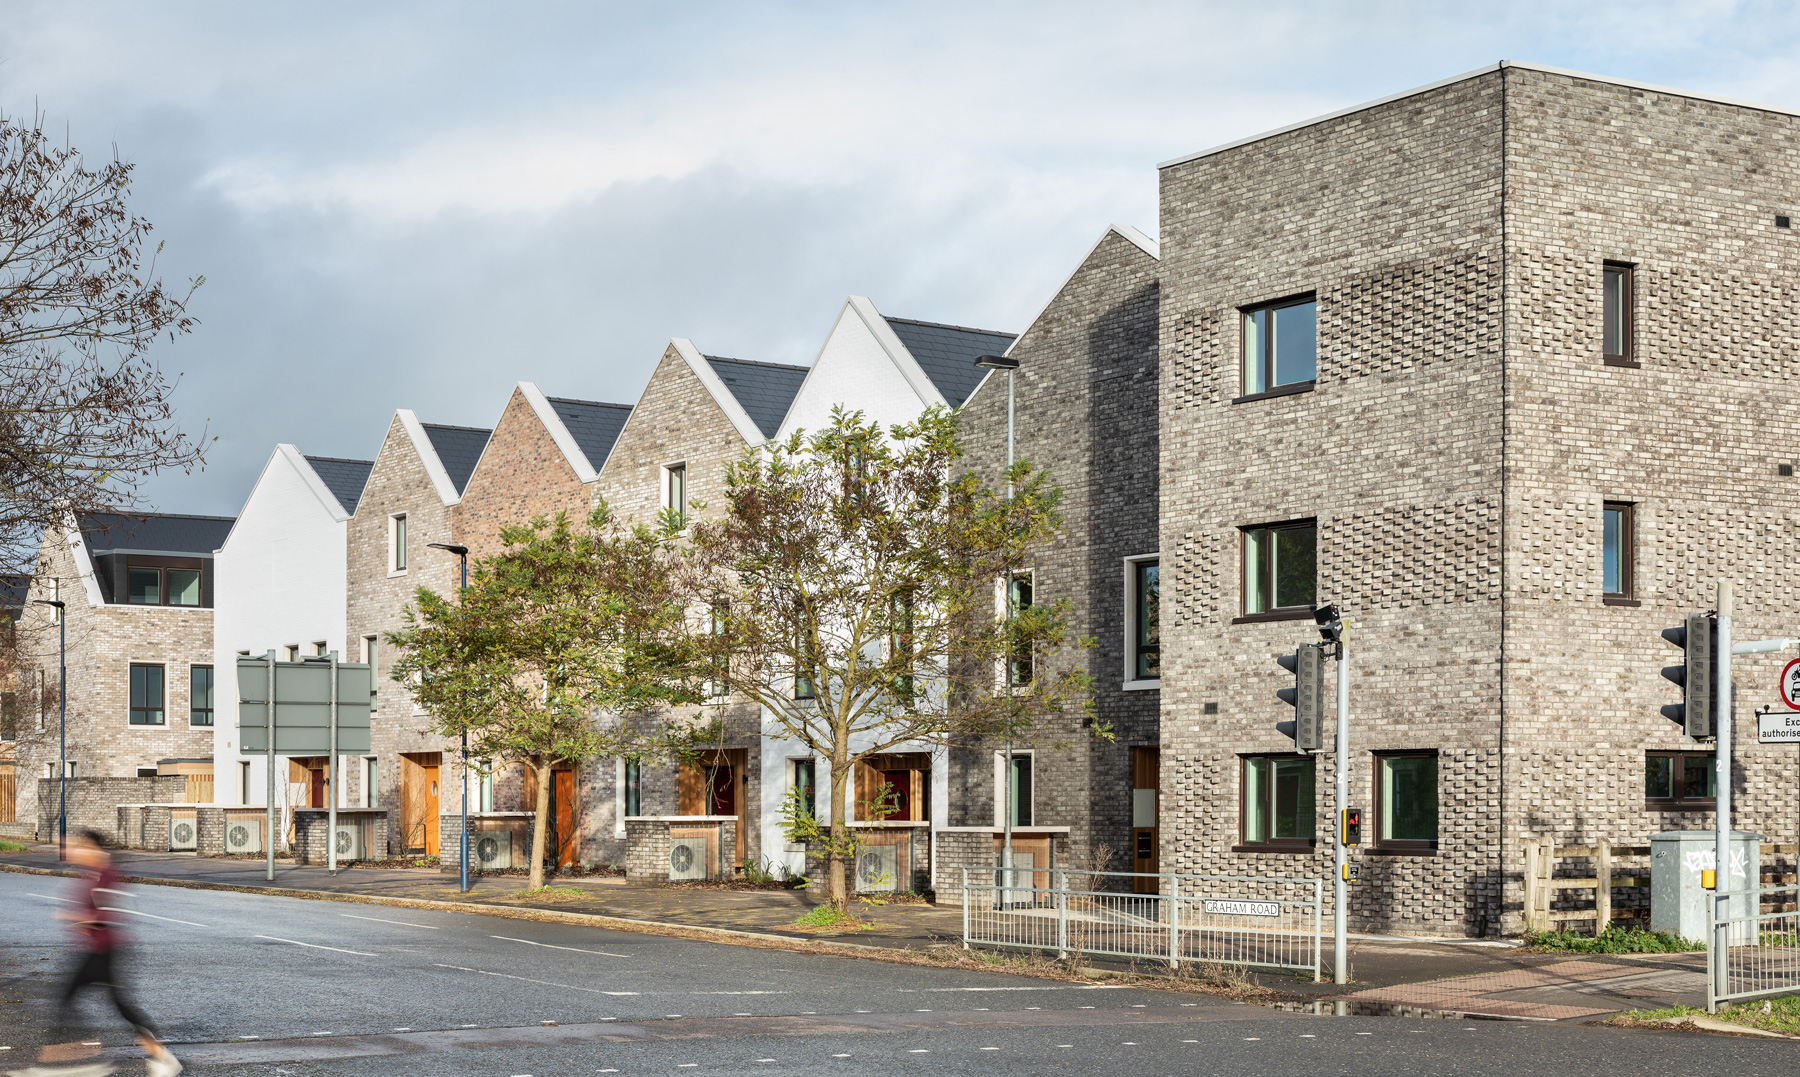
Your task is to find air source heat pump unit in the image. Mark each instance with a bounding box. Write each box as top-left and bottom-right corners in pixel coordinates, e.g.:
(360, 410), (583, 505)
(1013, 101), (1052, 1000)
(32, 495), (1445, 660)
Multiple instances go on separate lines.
(224, 819), (263, 854)
(1000, 850), (1036, 909)
(333, 824), (363, 861)
(856, 845), (898, 893)
(474, 832), (513, 871)
(169, 818), (197, 852)
(668, 836), (708, 881)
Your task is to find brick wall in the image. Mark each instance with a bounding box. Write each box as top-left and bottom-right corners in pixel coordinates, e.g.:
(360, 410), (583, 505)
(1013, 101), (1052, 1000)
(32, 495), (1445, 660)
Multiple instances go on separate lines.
(38, 776), (185, 843)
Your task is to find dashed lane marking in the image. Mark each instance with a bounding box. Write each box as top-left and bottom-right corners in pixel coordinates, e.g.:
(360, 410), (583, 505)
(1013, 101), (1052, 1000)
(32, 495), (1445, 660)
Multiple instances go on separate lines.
(342, 913), (439, 929)
(491, 935), (628, 958)
(432, 963), (637, 995)
(255, 935), (376, 956)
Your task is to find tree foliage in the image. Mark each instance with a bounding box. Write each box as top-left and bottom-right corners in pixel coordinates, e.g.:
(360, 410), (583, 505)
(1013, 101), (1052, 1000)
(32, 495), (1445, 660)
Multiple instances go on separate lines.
(687, 406), (1097, 906)
(0, 112), (206, 568)
(388, 504), (700, 888)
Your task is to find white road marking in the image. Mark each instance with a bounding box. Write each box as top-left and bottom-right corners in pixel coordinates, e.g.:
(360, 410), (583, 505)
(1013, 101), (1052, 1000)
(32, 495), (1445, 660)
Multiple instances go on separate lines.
(1056, 1044), (1072, 1048)
(1243, 1037), (1261, 1041)
(1356, 1032), (1372, 1035)
(491, 934), (626, 957)
(911, 985), (1126, 992)
(1182, 1039), (1198, 1043)
(432, 963), (637, 995)
(342, 913), (439, 929)
(1122, 1041), (1137, 1045)
(980, 1046), (999, 1050)
(1299, 1034), (1315, 1038)
(909, 1049), (929, 1053)
(679, 1065), (698, 1068)
(112, 907), (209, 927)
(755, 1059), (777, 1063)
(255, 935), (375, 956)
(691, 991), (788, 995)
(832, 1053), (851, 1057)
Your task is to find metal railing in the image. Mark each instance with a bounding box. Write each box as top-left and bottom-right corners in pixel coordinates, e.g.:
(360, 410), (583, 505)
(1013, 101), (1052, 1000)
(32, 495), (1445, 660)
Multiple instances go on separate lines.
(962, 866), (1322, 980)
(1709, 882), (1800, 1012)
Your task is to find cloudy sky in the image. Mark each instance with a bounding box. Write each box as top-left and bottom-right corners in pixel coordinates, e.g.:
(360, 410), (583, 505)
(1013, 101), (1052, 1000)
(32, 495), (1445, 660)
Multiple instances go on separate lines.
(7, 1), (1800, 516)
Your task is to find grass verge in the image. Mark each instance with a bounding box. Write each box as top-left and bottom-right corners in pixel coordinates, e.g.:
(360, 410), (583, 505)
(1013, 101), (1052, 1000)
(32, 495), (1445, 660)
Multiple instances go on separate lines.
(1523, 926), (1702, 953)
(513, 885), (584, 900)
(1610, 995), (1800, 1036)
(0, 841), (26, 853)
(793, 904), (873, 932)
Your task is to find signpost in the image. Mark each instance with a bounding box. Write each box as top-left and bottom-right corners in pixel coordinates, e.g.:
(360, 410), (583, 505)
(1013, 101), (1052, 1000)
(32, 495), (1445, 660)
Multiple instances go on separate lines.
(239, 652), (372, 881)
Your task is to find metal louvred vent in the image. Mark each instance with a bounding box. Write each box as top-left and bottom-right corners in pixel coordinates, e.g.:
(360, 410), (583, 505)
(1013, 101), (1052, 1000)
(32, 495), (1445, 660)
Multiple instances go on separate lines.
(169, 820), (196, 851)
(856, 844), (898, 892)
(224, 820), (262, 854)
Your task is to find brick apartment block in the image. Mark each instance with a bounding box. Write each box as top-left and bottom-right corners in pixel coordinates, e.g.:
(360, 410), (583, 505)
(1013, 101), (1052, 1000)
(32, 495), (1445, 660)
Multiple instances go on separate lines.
(1153, 61), (1800, 935)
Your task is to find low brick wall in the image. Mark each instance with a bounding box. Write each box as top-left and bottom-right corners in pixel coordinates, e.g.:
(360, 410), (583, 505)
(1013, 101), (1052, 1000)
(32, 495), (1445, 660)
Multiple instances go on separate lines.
(195, 806), (224, 856)
(39, 777), (186, 843)
(292, 809), (388, 865)
(803, 824), (932, 895)
(933, 827), (1066, 905)
(624, 817), (736, 882)
(439, 812), (534, 874)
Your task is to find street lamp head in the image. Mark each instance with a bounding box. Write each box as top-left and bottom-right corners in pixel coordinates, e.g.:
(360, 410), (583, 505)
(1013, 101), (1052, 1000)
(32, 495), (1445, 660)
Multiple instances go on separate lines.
(33, 599), (64, 609)
(426, 543), (469, 557)
(973, 354), (1019, 371)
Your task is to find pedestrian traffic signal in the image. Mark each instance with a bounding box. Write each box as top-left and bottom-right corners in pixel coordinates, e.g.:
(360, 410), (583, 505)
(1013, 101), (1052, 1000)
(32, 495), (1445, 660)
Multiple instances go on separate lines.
(1275, 644), (1324, 752)
(1660, 612), (1715, 738)
(1341, 808), (1361, 846)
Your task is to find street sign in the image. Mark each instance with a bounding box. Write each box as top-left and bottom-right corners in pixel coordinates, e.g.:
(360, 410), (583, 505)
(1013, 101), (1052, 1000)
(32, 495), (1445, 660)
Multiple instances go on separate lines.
(238, 655), (372, 754)
(1758, 710), (1800, 744)
(1202, 899), (1281, 918)
(1782, 658), (1800, 710)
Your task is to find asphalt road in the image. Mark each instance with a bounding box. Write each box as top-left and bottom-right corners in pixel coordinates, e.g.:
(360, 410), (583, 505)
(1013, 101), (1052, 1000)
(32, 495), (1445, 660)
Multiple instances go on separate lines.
(0, 870), (1793, 1076)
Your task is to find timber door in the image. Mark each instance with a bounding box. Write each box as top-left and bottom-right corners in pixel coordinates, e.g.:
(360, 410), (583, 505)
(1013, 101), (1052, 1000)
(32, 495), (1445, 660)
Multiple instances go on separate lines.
(399, 752), (443, 855)
(1131, 746), (1160, 892)
(551, 767), (577, 867)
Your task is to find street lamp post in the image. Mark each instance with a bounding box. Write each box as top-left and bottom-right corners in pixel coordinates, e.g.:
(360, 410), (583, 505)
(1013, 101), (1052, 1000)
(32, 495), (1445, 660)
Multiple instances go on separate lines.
(33, 598), (66, 860)
(428, 542), (471, 892)
(974, 354), (1020, 895)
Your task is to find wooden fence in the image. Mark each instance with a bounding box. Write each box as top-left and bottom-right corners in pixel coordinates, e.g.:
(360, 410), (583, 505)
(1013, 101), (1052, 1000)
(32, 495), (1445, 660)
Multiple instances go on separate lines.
(1524, 837), (1800, 933)
(0, 764), (13, 823)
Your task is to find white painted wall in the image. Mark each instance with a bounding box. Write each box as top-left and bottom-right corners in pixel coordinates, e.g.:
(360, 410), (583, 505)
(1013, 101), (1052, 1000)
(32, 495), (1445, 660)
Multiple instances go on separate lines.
(777, 298), (940, 441)
(212, 446), (353, 808)
(758, 732), (950, 878)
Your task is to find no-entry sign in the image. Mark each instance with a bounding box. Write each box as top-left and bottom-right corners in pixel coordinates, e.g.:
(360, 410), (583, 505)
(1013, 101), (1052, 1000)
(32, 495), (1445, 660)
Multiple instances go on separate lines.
(1782, 657), (1800, 710)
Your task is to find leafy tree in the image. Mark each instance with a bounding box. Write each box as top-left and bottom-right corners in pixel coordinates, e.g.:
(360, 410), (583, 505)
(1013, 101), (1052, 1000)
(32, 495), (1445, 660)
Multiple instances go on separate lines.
(388, 504), (700, 889)
(688, 407), (1097, 907)
(0, 112), (208, 568)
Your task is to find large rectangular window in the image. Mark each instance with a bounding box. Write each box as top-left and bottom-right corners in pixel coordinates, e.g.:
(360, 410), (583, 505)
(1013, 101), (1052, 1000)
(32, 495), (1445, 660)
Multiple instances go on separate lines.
(189, 665), (214, 726)
(1132, 559), (1159, 680)
(1376, 752), (1438, 849)
(1241, 296), (1317, 396)
(1603, 502), (1635, 600)
(1242, 521), (1316, 616)
(129, 663), (165, 725)
(167, 569), (202, 606)
(1241, 755), (1316, 847)
(128, 567), (162, 604)
(1604, 263), (1635, 366)
(1646, 751), (1715, 808)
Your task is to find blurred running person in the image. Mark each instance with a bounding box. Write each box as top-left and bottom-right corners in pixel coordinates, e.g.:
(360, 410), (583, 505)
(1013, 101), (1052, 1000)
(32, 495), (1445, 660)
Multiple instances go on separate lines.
(7, 828), (182, 1077)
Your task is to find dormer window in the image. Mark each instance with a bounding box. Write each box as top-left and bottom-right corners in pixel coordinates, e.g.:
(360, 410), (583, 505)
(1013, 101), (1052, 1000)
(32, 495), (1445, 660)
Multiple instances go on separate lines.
(123, 559), (206, 606)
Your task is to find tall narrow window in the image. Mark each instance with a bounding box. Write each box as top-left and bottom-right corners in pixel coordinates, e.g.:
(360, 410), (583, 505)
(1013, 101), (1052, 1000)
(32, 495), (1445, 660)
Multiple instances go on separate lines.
(891, 590), (915, 702)
(625, 760), (642, 817)
(1004, 753), (1032, 826)
(478, 760), (496, 812)
(1133, 559), (1159, 680)
(707, 601), (729, 700)
(363, 636), (379, 712)
(129, 664), (165, 725)
(1242, 521), (1317, 616)
(189, 665), (214, 726)
(240, 760), (252, 803)
(1376, 752), (1438, 849)
(1006, 573), (1033, 687)
(793, 759), (815, 818)
(1603, 502), (1635, 600)
(1604, 264), (1635, 365)
(665, 464), (687, 529)
(391, 514), (407, 572)
(1242, 755), (1316, 846)
(1241, 296), (1317, 396)
(364, 757), (378, 808)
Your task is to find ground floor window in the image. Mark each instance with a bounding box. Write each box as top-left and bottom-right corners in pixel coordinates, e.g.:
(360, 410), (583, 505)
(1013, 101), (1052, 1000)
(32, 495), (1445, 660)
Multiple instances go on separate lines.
(625, 759), (642, 817)
(792, 759), (815, 819)
(1646, 751), (1715, 809)
(1375, 751), (1437, 849)
(1241, 754), (1315, 847)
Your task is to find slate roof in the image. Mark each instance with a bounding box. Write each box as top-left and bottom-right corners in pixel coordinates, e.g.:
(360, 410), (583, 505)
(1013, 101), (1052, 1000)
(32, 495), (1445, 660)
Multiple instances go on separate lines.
(304, 456), (375, 515)
(80, 513), (237, 555)
(420, 424), (492, 495)
(884, 317), (1018, 409)
(703, 356), (810, 439)
(544, 397), (633, 472)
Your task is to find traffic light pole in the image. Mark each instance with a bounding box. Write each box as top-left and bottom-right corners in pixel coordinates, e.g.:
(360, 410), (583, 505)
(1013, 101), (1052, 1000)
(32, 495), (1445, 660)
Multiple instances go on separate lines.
(1716, 581), (1733, 940)
(1334, 628), (1349, 986)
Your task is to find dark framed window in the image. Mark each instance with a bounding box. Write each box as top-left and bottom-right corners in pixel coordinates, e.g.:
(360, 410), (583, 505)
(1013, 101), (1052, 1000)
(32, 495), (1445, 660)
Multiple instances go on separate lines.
(129, 663), (165, 725)
(1133, 559), (1159, 680)
(1240, 295), (1317, 397)
(1001, 753), (1032, 826)
(1240, 754), (1316, 848)
(128, 567), (161, 604)
(1603, 502), (1635, 600)
(1006, 574), (1033, 687)
(1646, 751), (1716, 809)
(1604, 263), (1636, 367)
(666, 464), (687, 528)
(1375, 751), (1437, 850)
(189, 665), (214, 726)
(625, 760), (642, 817)
(391, 514), (407, 571)
(1241, 520), (1316, 617)
(793, 759), (816, 818)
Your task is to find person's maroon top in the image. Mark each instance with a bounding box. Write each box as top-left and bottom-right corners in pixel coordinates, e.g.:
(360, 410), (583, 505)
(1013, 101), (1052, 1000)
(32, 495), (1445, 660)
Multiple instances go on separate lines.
(69, 864), (122, 954)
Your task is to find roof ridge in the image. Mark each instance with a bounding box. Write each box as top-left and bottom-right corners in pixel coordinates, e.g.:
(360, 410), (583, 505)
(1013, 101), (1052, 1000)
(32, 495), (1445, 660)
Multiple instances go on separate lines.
(302, 455), (375, 466)
(86, 512), (237, 522)
(545, 396), (634, 409)
(883, 315), (1017, 338)
(703, 355), (810, 373)
(420, 422), (493, 434)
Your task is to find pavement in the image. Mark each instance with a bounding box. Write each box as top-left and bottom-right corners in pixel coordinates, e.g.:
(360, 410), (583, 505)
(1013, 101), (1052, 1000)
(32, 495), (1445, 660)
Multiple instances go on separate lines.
(0, 842), (1719, 1023)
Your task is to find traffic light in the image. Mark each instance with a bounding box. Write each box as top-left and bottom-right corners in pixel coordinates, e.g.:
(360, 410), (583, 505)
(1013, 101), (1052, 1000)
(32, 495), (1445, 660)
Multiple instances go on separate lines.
(1341, 808), (1361, 845)
(1275, 644), (1324, 752)
(1660, 612), (1715, 738)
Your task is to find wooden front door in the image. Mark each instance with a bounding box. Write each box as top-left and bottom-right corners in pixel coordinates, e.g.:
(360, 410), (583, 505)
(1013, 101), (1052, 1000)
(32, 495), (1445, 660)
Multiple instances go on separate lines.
(1132, 745), (1160, 892)
(552, 767), (577, 867)
(400, 752), (443, 855)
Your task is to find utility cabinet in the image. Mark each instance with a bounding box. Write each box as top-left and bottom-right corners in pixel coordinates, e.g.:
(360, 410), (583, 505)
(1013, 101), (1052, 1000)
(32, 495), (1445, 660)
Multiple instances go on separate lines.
(1650, 830), (1761, 943)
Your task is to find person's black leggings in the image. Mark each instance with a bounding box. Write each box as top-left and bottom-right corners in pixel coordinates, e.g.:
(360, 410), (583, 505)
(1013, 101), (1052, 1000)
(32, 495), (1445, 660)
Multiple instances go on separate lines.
(58, 950), (158, 1040)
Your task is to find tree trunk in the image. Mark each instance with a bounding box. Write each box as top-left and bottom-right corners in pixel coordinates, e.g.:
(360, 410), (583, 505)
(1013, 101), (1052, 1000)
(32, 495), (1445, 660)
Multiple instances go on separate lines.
(828, 748), (850, 909)
(528, 759), (553, 891)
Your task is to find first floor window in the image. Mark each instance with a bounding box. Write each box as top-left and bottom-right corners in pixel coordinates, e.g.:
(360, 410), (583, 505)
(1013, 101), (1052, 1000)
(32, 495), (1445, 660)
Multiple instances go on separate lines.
(1241, 295), (1318, 394)
(1646, 751), (1715, 807)
(1376, 752), (1438, 847)
(1604, 262), (1634, 363)
(240, 760), (252, 803)
(997, 752), (1032, 827)
(1006, 573), (1033, 687)
(364, 757), (379, 808)
(792, 759), (815, 819)
(1604, 502), (1635, 598)
(391, 513), (407, 572)
(1133, 559), (1160, 679)
(1242, 754), (1316, 845)
(625, 760), (642, 817)
(477, 760), (496, 812)
(190, 665), (215, 725)
(129, 664), (165, 725)
(1243, 520), (1316, 615)
(363, 636), (379, 711)
(665, 463), (688, 528)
